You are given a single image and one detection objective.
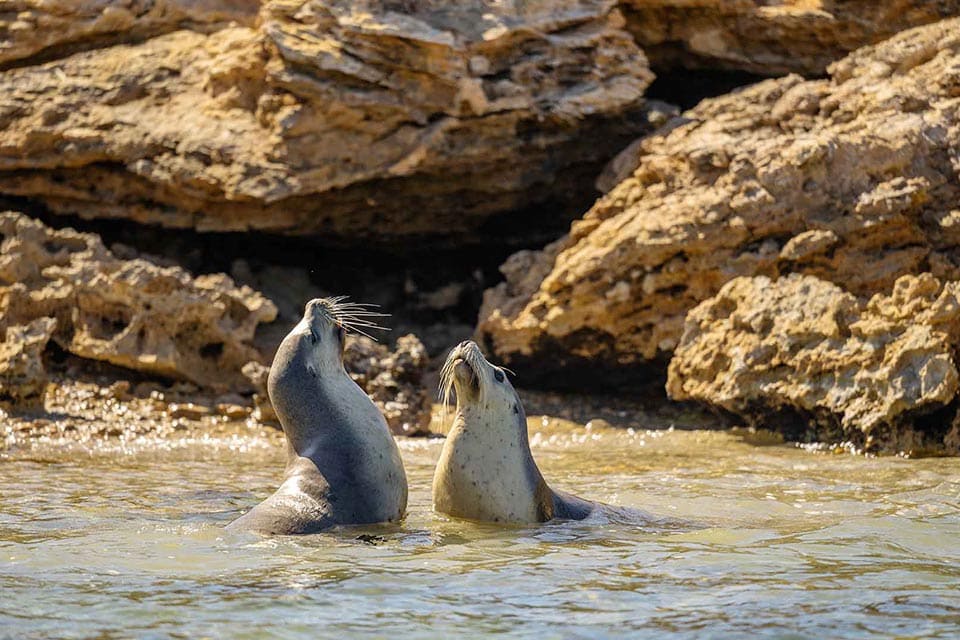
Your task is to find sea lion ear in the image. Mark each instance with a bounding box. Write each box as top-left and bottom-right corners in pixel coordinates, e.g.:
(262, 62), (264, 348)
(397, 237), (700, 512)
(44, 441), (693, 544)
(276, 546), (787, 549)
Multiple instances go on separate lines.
(310, 329), (319, 344)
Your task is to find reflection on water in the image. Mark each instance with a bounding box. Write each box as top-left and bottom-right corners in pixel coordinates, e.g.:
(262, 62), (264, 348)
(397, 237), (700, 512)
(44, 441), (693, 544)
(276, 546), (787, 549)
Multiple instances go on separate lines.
(1, 420), (959, 638)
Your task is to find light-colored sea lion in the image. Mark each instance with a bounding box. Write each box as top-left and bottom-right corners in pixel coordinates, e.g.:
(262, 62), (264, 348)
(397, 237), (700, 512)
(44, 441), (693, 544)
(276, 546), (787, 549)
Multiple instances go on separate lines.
(432, 340), (597, 524)
(228, 297), (407, 535)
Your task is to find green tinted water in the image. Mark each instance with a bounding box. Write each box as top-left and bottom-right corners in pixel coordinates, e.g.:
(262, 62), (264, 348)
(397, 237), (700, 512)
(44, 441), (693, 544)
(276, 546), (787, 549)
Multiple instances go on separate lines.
(2, 421), (958, 639)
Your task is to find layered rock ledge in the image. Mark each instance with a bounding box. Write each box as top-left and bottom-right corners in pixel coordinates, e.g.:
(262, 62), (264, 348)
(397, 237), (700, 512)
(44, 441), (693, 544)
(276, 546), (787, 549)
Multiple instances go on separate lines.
(0, 0), (258, 68)
(478, 18), (960, 387)
(667, 274), (960, 455)
(0, 0), (657, 243)
(620, 0), (960, 76)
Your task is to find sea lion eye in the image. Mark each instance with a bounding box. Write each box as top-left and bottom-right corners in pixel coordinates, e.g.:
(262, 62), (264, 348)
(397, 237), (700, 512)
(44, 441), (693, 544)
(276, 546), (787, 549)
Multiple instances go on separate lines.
(494, 369), (504, 383)
(310, 330), (318, 344)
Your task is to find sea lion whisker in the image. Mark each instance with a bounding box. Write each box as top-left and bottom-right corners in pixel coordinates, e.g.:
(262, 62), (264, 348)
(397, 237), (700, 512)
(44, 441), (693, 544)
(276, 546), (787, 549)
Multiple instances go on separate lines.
(339, 320), (391, 331)
(331, 302), (384, 310)
(335, 306), (389, 312)
(226, 296), (408, 534)
(341, 325), (379, 341)
(332, 311), (391, 321)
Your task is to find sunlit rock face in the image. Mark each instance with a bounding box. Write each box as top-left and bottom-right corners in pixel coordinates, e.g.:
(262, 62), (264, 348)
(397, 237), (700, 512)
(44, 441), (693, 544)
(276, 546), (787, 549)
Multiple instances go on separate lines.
(667, 273), (960, 454)
(0, 0), (259, 67)
(477, 18), (960, 387)
(0, 0), (657, 244)
(619, 0), (960, 75)
(0, 212), (277, 392)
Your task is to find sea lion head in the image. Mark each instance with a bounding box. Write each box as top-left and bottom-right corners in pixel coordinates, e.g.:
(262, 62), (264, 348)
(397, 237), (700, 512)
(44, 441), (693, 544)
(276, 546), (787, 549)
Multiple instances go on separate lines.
(440, 340), (519, 419)
(287, 296), (388, 374)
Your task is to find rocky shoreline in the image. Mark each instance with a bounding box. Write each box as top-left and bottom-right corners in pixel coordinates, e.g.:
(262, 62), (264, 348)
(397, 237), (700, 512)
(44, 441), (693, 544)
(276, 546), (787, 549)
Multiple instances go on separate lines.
(3, 2), (960, 455)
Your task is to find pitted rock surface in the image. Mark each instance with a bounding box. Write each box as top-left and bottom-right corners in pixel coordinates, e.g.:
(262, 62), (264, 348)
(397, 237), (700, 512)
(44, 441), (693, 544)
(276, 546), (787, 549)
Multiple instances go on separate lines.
(479, 19), (960, 386)
(0, 212), (277, 391)
(667, 273), (960, 454)
(0, 0), (656, 243)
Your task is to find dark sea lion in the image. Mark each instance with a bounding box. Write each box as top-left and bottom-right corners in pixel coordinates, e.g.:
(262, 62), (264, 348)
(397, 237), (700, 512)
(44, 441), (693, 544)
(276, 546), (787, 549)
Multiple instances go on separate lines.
(432, 340), (596, 524)
(228, 297), (407, 534)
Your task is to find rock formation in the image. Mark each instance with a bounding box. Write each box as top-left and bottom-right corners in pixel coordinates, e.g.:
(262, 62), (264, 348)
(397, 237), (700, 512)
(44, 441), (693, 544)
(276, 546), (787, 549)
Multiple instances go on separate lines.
(667, 274), (960, 454)
(0, 0), (258, 68)
(619, 0), (960, 76)
(0, 212), (277, 391)
(0, 316), (57, 409)
(0, 0), (656, 243)
(478, 18), (960, 387)
(344, 333), (432, 435)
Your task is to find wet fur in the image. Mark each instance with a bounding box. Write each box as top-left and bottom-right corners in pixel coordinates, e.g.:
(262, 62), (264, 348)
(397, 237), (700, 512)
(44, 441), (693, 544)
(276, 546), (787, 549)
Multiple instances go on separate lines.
(433, 341), (594, 524)
(227, 298), (407, 535)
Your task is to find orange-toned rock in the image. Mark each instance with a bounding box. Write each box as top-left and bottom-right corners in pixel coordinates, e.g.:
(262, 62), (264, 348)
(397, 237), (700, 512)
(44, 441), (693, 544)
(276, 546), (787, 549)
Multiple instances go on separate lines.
(479, 19), (960, 387)
(0, 212), (277, 391)
(667, 274), (960, 454)
(0, 0), (656, 243)
(619, 0), (960, 75)
(0, 0), (257, 67)
(0, 316), (57, 409)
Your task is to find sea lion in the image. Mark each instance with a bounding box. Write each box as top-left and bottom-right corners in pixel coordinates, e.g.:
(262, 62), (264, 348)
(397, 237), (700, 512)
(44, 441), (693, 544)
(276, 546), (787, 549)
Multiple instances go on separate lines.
(432, 340), (596, 524)
(228, 297), (408, 535)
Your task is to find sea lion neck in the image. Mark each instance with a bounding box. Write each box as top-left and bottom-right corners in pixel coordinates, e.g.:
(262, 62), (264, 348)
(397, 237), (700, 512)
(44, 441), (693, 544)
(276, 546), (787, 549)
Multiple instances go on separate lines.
(267, 330), (349, 456)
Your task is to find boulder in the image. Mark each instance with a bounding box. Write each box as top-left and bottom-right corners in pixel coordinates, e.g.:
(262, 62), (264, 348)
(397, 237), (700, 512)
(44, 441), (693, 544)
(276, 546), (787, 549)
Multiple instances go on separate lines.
(667, 274), (960, 454)
(0, 316), (57, 409)
(0, 0), (657, 244)
(478, 19), (960, 387)
(619, 0), (960, 76)
(0, 212), (277, 391)
(344, 333), (432, 435)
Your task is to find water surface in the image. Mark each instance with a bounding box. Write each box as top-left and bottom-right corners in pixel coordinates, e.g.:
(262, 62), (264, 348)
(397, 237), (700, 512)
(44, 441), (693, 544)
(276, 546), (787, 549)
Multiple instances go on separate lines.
(2, 421), (958, 638)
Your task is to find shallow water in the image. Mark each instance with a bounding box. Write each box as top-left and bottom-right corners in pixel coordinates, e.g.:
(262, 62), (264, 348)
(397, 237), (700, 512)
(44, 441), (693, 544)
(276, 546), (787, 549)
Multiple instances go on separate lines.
(2, 420), (959, 639)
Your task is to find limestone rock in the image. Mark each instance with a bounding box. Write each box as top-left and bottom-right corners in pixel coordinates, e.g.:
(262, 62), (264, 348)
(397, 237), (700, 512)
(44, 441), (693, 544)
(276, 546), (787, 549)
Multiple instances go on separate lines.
(0, 316), (57, 409)
(0, 0), (656, 243)
(0, 212), (277, 391)
(619, 0), (960, 75)
(345, 334), (432, 435)
(478, 19), (960, 386)
(0, 0), (258, 67)
(241, 360), (278, 425)
(245, 333), (433, 435)
(667, 274), (960, 453)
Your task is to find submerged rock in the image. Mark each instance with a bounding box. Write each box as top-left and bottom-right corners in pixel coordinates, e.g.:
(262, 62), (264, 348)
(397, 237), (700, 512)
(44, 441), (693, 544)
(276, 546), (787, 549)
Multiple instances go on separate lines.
(667, 274), (960, 455)
(620, 0), (960, 75)
(0, 316), (57, 409)
(0, 0), (656, 244)
(478, 18), (960, 387)
(0, 212), (277, 391)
